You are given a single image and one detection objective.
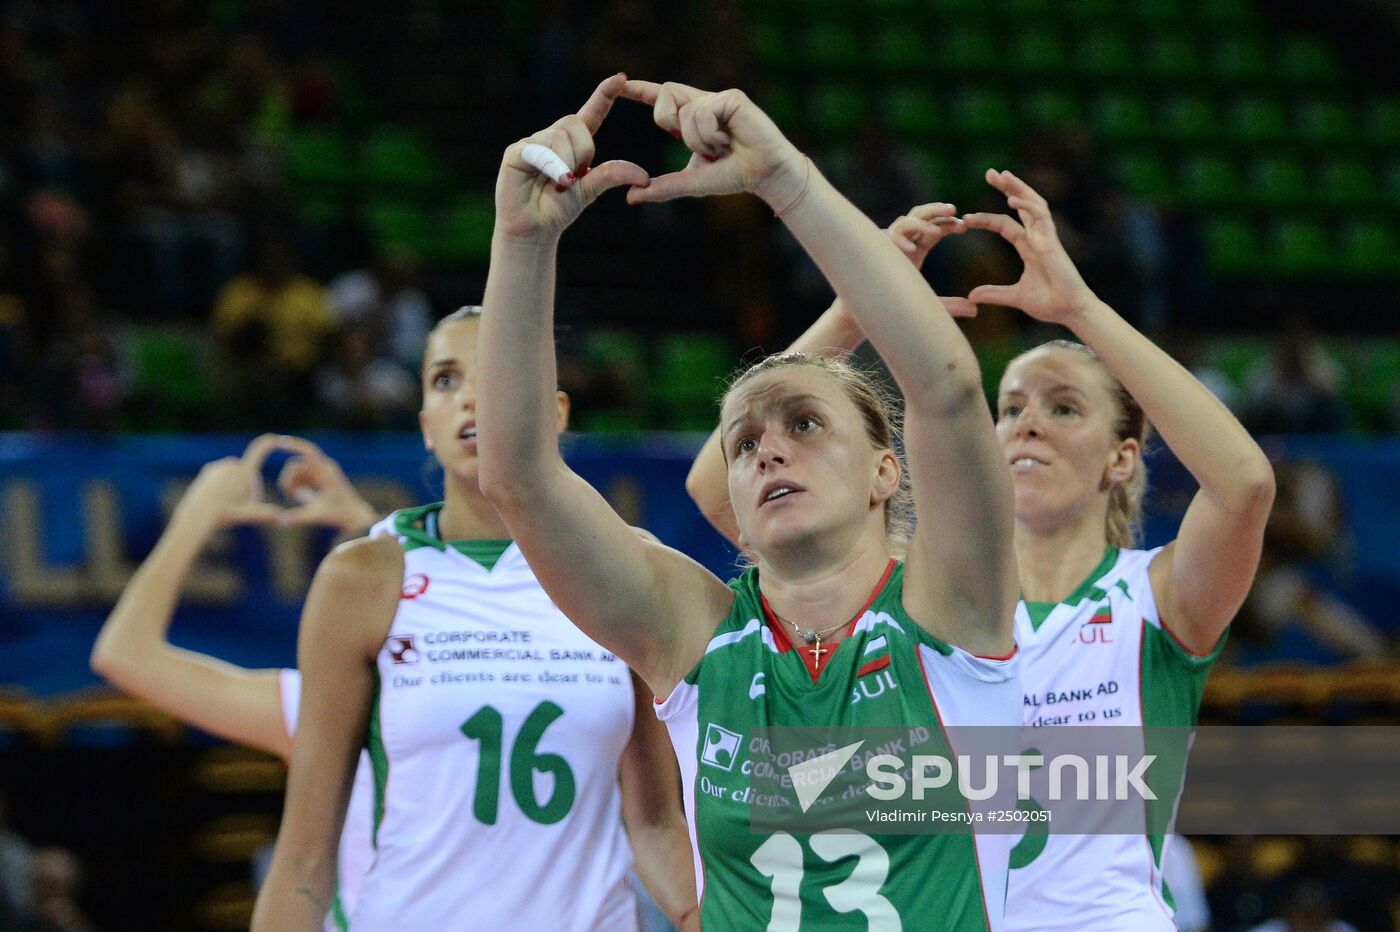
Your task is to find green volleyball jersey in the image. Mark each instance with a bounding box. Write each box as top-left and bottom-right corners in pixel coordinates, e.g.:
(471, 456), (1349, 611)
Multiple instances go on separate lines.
(655, 560), (1020, 931)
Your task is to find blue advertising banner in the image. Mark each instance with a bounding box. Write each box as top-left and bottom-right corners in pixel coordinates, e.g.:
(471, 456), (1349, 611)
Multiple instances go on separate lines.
(2, 433), (1397, 696)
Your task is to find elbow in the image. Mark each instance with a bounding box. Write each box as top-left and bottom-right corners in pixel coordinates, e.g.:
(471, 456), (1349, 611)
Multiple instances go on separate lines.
(89, 634), (125, 684)
(907, 372), (987, 422)
(1233, 456), (1277, 517)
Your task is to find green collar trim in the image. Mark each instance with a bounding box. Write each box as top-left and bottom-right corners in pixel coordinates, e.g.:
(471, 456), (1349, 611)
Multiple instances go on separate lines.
(1024, 545), (1119, 632)
(392, 503), (513, 570)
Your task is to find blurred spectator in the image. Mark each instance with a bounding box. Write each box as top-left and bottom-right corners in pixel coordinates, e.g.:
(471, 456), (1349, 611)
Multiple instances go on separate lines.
(1243, 320), (1347, 434)
(0, 791), (35, 919)
(837, 118), (922, 230)
(213, 234), (330, 426)
(314, 321), (417, 429)
(1170, 331), (1243, 413)
(326, 247), (434, 372)
(25, 847), (96, 932)
(1266, 839), (1398, 932)
(1246, 880), (1358, 932)
(1208, 837), (1275, 931)
(1231, 459), (1389, 664)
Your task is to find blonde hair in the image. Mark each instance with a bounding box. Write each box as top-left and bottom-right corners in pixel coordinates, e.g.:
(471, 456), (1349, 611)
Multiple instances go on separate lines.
(1013, 340), (1150, 548)
(723, 352), (914, 553)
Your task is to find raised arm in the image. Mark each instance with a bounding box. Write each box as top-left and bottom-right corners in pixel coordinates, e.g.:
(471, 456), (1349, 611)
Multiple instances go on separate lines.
(685, 204), (974, 546)
(965, 169), (1275, 654)
(476, 74), (734, 697)
(252, 536), (402, 932)
(625, 80), (1016, 654)
(91, 435), (311, 760)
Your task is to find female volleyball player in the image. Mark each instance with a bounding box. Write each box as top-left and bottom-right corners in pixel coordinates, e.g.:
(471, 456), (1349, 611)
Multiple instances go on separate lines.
(476, 75), (1020, 930)
(91, 433), (378, 931)
(251, 306), (697, 931)
(689, 168), (1276, 931)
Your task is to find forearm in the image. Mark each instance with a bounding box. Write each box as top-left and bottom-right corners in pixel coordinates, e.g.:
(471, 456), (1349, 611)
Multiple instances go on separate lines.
(91, 516), (209, 682)
(770, 165), (981, 404)
(627, 815), (698, 925)
(251, 857), (334, 932)
(1066, 299), (1274, 512)
(478, 231), (566, 495)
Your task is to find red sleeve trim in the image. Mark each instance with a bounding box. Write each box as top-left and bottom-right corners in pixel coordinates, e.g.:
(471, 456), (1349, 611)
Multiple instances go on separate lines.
(1158, 614), (1222, 659)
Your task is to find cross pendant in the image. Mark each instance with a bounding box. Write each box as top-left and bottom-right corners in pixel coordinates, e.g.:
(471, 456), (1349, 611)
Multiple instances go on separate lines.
(808, 637), (829, 670)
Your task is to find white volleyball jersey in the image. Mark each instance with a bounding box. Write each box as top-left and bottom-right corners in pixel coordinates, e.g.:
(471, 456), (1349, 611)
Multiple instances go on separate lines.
(279, 669), (375, 931)
(349, 505), (638, 932)
(1005, 546), (1226, 932)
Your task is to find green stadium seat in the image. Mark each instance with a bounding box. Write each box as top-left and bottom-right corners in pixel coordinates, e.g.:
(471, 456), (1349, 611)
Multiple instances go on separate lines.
(284, 126), (355, 190)
(1075, 28), (1135, 77)
(1179, 154), (1242, 208)
(1343, 339), (1400, 428)
(1061, 0), (1116, 20)
(960, 143), (1016, 187)
(360, 201), (434, 254)
(870, 24), (930, 73)
(750, 20), (797, 69)
(799, 22), (864, 69)
(1203, 334), (1272, 387)
(654, 333), (734, 431)
(1197, 0), (1255, 25)
(1338, 222), (1400, 278)
(126, 326), (216, 427)
(949, 86), (1016, 138)
(1142, 33), (1204, 82)
(883, 84), (944, 139)
(359, 125), (443, 191)
(807, 82), (868, 137)
(1090, 91), (1152, 142)
(1275, 34), (1344, 84)
(943, 26), (999, 73)
(908, 149), (958, 201)
(1250, 156), (1309, 208)
(1269, 219), (1332, 277)
(1226, 97), (1290, 145)
(1132, 0), (1189, 24)
(1317, 160), (1376, 209)
(1114, 150), (1173, 202)
(1005, 30), (1069, 75)
(1385, 159), (1400, 208)
(1204, 218), (1264, 278)
(1000, 0), (1054, 16)
(1021, 88), (1082, 129)
(1295, 99), (1352, 146)
(1160, 96), (1220, 144)
(760, 81), (801, 130)
(1364, 98), (1400, 146)
(431, 196), (494, 265)
(1211, 36), (1269, 82)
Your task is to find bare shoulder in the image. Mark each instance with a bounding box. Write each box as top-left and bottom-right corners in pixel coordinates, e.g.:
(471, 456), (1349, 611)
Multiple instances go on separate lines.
(319, 534), (404, 587)
(302, 536), (404, 653)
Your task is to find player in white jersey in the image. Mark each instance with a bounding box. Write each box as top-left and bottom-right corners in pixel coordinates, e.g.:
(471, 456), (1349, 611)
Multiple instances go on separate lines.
(92, 434), (380, 930)
(964, 170), (1273, 930)
(691, 168), (1275, 929)
(253, 306), (697, 932)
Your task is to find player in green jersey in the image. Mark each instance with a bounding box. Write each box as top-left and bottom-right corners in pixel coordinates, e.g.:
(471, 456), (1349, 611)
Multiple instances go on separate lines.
(476, 75), (1020, 930)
